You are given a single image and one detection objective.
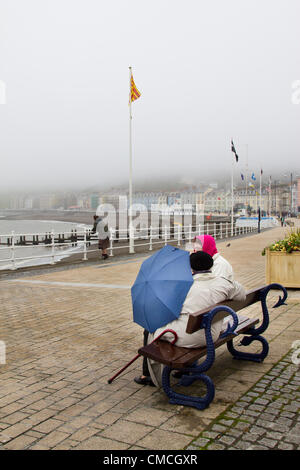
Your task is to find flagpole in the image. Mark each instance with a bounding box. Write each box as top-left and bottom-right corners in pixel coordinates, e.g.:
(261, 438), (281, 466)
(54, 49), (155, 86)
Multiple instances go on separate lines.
(129, 66), (134, 254)
(245, 144), (248, 211)
(259, 168), (262, 215)
(231, 149), (234, 236)
(269, 176), (272, 216)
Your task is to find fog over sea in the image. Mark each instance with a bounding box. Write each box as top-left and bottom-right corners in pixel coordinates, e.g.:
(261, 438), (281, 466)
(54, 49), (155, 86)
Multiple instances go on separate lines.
(0, 219), (92, 270)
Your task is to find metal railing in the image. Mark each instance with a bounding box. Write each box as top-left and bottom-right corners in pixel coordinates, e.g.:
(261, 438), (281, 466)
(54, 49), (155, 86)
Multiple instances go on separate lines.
(0, 222), (256, 270)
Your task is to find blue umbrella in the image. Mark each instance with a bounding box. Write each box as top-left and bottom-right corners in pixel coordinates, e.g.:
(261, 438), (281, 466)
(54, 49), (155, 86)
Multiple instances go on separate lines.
(131, 245), (193, 333)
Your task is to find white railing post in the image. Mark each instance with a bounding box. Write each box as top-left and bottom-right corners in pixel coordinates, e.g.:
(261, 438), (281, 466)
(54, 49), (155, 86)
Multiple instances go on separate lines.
(220, 222), (223, 239)
(82, 227), (87, 261)
(188, 224), (192, 244)
(109, 228), (114, 257)
(50, 230), (55, 264)
(198, 224), (201, 236)
(129, 224), (135, 254)
(164, 225), (168, 246)
(129, 225), (135, 254)
(177, 224), (181, 246)
(214, 222), (216, 240)
(225, 222), (228, 238)
(149, 225), (153, 251)
(10, 231), (16, 270)
(206, 223), (209, 235)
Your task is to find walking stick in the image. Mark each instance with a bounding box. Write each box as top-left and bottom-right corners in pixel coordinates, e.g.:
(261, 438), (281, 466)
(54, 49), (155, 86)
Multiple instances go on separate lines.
(107, 329), (178, 384)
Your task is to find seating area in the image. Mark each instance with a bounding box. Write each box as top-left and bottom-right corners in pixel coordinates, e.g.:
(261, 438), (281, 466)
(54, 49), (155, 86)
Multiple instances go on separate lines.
(138, 284), (288, 410)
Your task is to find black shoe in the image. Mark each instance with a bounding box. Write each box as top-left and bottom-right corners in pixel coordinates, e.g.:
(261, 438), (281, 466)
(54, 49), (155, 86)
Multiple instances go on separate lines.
(102, 254), (108, 260)
(134, 376), (155, 386)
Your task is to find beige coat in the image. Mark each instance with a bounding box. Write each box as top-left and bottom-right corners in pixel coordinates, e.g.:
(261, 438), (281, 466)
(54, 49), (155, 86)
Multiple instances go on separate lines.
(147, 272), (246, 386)
(149, 272), (246, 348)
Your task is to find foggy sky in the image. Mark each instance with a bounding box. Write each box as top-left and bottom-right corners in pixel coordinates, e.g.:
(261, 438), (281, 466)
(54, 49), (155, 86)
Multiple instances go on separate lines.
(0, 0), (299, 193)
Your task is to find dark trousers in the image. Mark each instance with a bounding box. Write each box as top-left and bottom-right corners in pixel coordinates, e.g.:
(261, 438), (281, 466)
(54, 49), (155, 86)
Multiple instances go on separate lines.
(143, 329), (150, 376)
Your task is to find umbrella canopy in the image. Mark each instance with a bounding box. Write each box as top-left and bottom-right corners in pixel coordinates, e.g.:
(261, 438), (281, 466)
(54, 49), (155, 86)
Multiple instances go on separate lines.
(131, 245), (193, 333)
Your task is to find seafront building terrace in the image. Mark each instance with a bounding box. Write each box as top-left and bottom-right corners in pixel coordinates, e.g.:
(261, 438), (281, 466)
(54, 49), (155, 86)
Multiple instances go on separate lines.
(0, 225), (299, 450)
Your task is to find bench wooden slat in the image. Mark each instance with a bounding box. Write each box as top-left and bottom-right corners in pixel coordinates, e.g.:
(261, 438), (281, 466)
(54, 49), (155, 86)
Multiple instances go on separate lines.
(186, 287), (263, 334)
(138, 315), (259, 369)
(170, 317), (259, 368)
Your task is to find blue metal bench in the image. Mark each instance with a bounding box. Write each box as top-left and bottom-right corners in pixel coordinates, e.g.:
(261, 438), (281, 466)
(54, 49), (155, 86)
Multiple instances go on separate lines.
(138, 283), (287, 410)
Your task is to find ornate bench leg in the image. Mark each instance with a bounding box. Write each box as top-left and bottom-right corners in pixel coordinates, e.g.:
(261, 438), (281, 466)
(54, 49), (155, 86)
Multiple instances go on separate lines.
(227, 334), (269, 363)
(161, 366), (215, 410)
(226, 283), (287, 363)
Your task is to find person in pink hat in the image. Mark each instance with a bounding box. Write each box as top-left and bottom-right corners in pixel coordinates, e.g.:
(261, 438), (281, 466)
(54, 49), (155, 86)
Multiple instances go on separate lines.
(193, 234), (233, 281)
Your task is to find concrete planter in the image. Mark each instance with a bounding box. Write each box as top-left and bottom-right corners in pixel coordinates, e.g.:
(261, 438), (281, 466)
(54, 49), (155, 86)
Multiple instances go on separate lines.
(266, 249), (300, 288)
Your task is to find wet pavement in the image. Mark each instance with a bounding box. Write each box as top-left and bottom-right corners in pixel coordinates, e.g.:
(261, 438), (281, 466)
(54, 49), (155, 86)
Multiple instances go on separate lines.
(0, 225), (299, 450)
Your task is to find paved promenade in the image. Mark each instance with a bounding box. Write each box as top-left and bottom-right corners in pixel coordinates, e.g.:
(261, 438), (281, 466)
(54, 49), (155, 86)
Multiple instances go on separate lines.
(0, 226), (299, 450)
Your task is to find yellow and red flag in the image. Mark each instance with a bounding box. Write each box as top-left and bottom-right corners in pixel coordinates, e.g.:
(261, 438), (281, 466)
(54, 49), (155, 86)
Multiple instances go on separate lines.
(130, 73), (141, 102)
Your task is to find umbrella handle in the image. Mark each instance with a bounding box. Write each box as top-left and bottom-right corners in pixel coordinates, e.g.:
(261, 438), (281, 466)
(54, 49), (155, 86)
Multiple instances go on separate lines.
(107, 329), (178, 384)
(153, 329), (178, 345)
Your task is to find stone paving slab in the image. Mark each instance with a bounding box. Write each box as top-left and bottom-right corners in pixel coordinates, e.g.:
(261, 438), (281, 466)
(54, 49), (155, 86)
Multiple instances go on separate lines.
(186, 351), (300, 451)
(0, 226), (299, 450)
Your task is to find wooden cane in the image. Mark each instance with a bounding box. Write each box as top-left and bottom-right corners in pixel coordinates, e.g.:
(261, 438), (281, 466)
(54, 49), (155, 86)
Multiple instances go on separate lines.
(107, 329), (178, 384)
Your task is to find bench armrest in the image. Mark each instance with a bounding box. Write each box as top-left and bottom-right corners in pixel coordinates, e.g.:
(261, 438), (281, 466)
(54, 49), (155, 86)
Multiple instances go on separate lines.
(247, 283), (288, 336)
(191, 305), (239, 374)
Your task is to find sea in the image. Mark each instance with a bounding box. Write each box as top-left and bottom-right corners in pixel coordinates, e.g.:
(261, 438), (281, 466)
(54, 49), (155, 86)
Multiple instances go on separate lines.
(0, 219), (93, 270)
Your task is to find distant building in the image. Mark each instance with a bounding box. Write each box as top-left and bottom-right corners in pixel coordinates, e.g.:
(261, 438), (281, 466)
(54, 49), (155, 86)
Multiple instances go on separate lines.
(39, 194), (55, 210)
(76, 194), (90, 209)
(90, 194), (100, 210)
(205, 191), (230, 213)
(132, 192), (159, 210)
(167, 193), (181, 206)
(24, 197), (33, 209)
(291, 184), (298, 214)
(180, 192), (202, 208)
(9, 195), (25, 210)
(234, 188), (270, 214)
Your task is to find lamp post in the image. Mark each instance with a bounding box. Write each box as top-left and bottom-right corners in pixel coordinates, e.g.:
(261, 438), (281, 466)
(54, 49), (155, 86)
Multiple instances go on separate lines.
(283, 173), (299, 216)
(290, 172), (293, 215)
(274, 180), (277, 216)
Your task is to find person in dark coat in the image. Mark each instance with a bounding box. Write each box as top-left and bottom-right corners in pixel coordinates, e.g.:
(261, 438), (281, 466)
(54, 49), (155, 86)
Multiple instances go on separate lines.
(92, 215), (109, 260)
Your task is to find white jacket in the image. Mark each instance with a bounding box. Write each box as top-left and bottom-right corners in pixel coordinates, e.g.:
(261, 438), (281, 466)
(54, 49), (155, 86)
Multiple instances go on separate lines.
(149, 271), (246, 349)
(212, 253), (234, 281)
